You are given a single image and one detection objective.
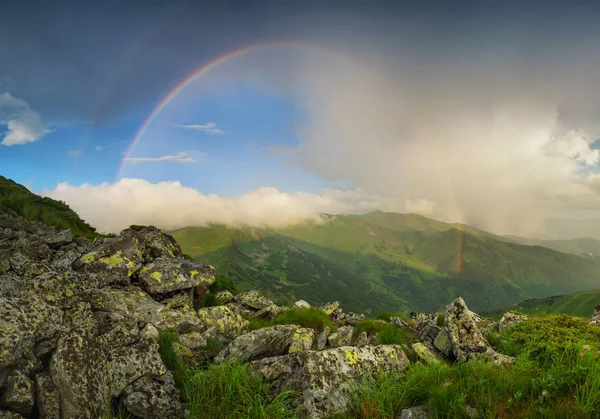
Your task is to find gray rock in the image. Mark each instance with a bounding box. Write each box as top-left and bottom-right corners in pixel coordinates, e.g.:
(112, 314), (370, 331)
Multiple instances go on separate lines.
(122, 373), (185, 419)
(319, 301), (340, 316)
(1, 371), (35, 416)
(399, 405), (430, 419)
(215, 325), (302, 363)
(252, 345), (410, 419)
(36, 372), (60, 419)
(327, 325), (354, 348)
(215, 290), (234, 304)
(315, 327), (331, 350)
(293, 300), (311, 309)
(197, 306), (249, 343)
(234, 290), (274, 311)
(354, 331), (369, 347)
(44, 229), (73, 249)
(433, 328), (453, 358)
(137, 257), (215, 296)
(412, 343), (442, 365)
(499, 312), (530, 332)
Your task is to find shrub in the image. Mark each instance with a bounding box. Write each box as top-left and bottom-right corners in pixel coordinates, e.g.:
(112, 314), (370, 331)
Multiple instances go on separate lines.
(436, 312), (445, 327)
(354, 319), (416, 345)
(194, 292), (224, 311)
(272, 308), (336, 332)
(211, 273), (238, 294)
(376, 312), (393, 322)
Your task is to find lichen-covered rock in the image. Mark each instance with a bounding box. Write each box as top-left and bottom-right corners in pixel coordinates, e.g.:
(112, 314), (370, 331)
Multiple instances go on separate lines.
(293, 300), (311, 310)
(444, 297), (513, 365)
(400, 405), (430, 419)
(122, 373), (185, 419)
(289, 328), (315, 353)
(137, 258), (215, 296)
(130, 225), (183, 262)
(499, 312), (530, 332)
(410, 312), (441, 347)
(327, 326), (354, 348)
(161, 291), (194, 311)
(591, 305), (600, 326)
(412, 343), (442, 365)
(252, 303), (283, 320)
(214, 290), (234, 304)
(354, 332), (369, 347)
(0, 410), (25, 418)
(0, 297), (63, 370)
(470, 311), (497, 335)
(316, 327), (331, 350)
(433, 328), (453, 358)
(36, 372), (60, 419)
(234, 290), (274, 311)
(333, 311), (365, 326)
(43, 229), (73, 249)
(390, 316), (414, 330)
(178, 332), (208, 350)
(197, 306), (249, 343)
(319, 301), (340, 316)
(73, 232), (143, 278)
(252, 345), (410, 418)
(215, 325), (301, 363)
(2, 370), (35, 416)
(49, 310), (178, 419)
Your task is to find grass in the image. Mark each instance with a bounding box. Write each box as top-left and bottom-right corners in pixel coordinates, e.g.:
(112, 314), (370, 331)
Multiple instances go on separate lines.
(157, 330), (296, 418)
(354, 319), (416, 345)
(348, 315), (600, 418)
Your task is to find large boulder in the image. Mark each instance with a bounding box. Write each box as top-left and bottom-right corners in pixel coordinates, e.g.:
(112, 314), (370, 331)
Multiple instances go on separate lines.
(1, 370), (35, 416)
(137, 258), (215, 296)
(234, 290), (274, 311)
(412, 343), (442, 365)
(327, 326), (354, 348)
(35, 372), (60, 419)
(196, 306), (249, 343)
(444, 297), (513, 365)
(215, 325), (313, 363)
(49, 303), (183, 418)
(252, 345), (410, 418)
(499, 312), (530, 332)
(73, 233), (143, 278)
(121, 373), (184, 419)
(590, 305), (600, 327)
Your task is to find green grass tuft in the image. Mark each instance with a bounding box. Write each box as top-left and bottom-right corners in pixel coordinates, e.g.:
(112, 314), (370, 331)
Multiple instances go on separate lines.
(354, 319), (416, 345)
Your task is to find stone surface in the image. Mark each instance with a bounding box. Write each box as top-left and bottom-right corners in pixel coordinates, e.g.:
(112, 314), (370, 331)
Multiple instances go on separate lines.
(197, 306), (249, 343)
(2, 370), (35, 416)
(215, 325), (301, 363)
(412, 343), (442, 365)
(399, 405), (431, 419)
(234, 290), (274, 311)
(319, 301), (340, 316)
(137, 257), (215, 296)
(122, 373), (185, 419)
(252, 345), (410, 419)
(433, 328), (453, 358)
(315, 327), (331, 350)
(327, 325), (354, 348)
(288, 328), (315, 353)
(499, 312), (529, 332)
(354, 331), (369, 347)
(36, 372), (60, 419)
(293, 300), (311, 310)
(215, 290), (234, 304)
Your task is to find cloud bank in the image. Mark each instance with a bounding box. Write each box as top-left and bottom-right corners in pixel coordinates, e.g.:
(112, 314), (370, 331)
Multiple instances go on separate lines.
(43, 178), (390, 233)
(0, 92), (51, 146)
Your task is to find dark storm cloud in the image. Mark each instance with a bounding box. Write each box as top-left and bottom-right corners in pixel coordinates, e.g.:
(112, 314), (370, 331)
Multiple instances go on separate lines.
(1, 0), (600, 126)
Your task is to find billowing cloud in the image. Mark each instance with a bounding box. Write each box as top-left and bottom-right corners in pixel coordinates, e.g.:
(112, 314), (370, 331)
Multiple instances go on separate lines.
(126, 151), (198, 164)
(176, 123), (224, 135)
(42, 178), (394, 233)
(0, 92), (51, 146)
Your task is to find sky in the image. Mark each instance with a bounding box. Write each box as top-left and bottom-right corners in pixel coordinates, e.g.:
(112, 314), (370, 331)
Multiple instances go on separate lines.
(2, 0), (600, 236)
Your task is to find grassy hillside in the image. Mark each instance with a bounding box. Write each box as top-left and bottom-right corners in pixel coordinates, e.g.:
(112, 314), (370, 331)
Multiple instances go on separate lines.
(483, 289), (600, 319)
(504, 235), (600, 257)
(0, 175), (100, 238)
(173, 212), (600, 314)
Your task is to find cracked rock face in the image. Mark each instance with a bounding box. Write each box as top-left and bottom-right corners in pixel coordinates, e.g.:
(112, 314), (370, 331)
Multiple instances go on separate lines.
(252, 345), (410, 418)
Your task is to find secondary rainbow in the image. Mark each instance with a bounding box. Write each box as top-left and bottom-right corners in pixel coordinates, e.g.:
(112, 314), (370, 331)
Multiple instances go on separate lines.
(116, 41), (356, 180)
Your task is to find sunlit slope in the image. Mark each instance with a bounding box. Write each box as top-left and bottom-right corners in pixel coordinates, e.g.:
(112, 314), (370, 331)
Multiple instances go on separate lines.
(504, 235), (600, 257)
(483, 289), (600, 319)
(172, 212), (600, 313)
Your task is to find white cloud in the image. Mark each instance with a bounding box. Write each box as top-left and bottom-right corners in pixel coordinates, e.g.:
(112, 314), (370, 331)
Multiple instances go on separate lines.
(176, 123), (225, 135)
(0, 92), (51, 146)
(42, 178), (390, 233)
(126, 151), (198, 164)
(68, 150), (82, 156)
(95, 145), (102, 151)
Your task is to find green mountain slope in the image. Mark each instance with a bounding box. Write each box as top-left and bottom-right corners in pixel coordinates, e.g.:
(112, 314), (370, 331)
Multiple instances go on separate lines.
(172, 212), (600, 314)
(503, 235), (600, 257)
(0, 175), (99, 238)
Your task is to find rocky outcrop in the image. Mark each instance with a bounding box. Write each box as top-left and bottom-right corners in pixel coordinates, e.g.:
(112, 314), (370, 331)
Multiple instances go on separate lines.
(196, 306), (249, 344)
(137, 257), (215, 297)
(412, 343), (442, 365)
(327, 325), (354, 348)
(251, 345), (410, 418)
(499, 312), (530, 332)
(444, 297), (513, 365)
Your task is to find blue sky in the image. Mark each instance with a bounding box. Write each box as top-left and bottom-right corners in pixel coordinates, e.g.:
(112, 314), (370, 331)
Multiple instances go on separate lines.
(2, 0), (600, 236)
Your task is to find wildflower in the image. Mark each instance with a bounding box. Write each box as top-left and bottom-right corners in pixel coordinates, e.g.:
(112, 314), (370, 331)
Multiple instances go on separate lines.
(583, 345), (590, 351)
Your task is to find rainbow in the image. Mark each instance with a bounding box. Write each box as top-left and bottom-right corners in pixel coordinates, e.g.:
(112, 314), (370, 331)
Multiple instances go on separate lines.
(116, 41), (356, 180)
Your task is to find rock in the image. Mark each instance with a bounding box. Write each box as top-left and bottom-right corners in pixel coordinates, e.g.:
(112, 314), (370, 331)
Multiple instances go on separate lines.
(399, 405), (430, 419)
(215, 290), (234, 304)
(499, 312), (530, 332)
(354, 332), (369, 347)
(122, 373), (185, 419)
(137, 258), (215, 296)
(252, 345), (410, 418)
(289, 328), (315, 353)
(49, 304), (180, 418)
(43, 229), (73, 249)
(197, 306), (249, 343)
(327, 326), (354, 348)
(465, 405), (480, 418)
(1, 371), (35, 416)
(0, 411), (25, 418)
(391, 316), (414, 330)
(252, 303), (283, 320)
(36, 372), (60, 419)
(161, 291), (194, 311)
(470, 311), (497, 335)
(178, 331), (208, 350)
(412, 343), (442, 365)
(319, 301), (340, 316)
(444, 297), (513, 365)
(234, 290), (274, 311)
(131, 225), (183, 262)
(433, 328), (453, 358)
(0, 297), (63, 371)
(73, 232), (143, 278)
(410, 312), (441, 347)
(315, 327), (331, 350)
(215, 325), (301, 363)
(294, 300), (311, 310)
